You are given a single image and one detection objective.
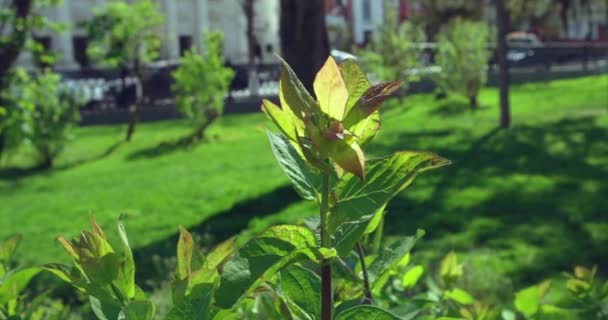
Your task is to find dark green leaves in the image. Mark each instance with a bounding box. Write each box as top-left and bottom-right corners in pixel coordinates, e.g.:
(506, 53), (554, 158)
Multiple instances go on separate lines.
(0, 267), (41, 305)
(329, 152), (450, 256)
(334, 305), (402, 320)
(266, 130), (322, 201)
(166, 284), (215, 320)
(214, 225), (335, 309)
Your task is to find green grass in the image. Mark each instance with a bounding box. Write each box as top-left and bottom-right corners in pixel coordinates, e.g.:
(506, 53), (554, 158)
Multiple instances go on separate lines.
(1, 75), (607, 290)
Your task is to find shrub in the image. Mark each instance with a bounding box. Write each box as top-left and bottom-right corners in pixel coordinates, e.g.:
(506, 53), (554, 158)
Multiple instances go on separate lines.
(171, 32), (234, 141)
(28, 71), (83, 168)
(0, 68), (35, 159)
(0, 69), (81, 167)
(433, 19), (491, 109)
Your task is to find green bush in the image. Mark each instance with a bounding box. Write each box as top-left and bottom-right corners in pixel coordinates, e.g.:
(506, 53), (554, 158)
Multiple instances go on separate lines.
(433, 19), (491, 109)
(171, 32), (234, 141)
(0, 68), (35, 158)
(28, 71), (82, 168)
(0, 70), (81, 167)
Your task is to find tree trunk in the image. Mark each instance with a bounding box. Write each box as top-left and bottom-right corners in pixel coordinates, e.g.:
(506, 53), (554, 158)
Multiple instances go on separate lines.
(468, 95), (478, 110)
(496, 0), (511, 128)
(125, 60), (142, 142)
(280, 0), (330, 94)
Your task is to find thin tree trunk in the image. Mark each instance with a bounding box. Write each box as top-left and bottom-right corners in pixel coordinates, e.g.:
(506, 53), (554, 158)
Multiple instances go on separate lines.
(469, 95), (478, 110)
(496, 0), (511, 128)
(280, 0), (330, 94)
(125, 60), (142, 142)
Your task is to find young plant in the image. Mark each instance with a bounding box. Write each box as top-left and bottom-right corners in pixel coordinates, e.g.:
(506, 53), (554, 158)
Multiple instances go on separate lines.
(84, 0), (163, 142)
(433, 19), (491, 109)
(211, 56), (449, 319)
(45, 215), (155, 320)
(171, 32), (234, 141)
(0, 234), (45, 319)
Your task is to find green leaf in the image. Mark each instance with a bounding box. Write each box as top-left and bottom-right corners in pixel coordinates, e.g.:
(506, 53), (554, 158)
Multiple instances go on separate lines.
(514, 280), (551, 317)
(266, 130), (321, 201)
(89, 295), (122, 320)
(313, 56), (348, 120)
(166, 283), (215, 320)
(214, 225), (334, 309)
(81, 252), (120, 287)
(330, 140), (365, 181)
(329, 152), (449, 256)
(368, 231), (424, 289)
(401, 265), (424, 289)
(116, 219), (135, 299)
(176, 226), (193, 280)
(342, 81), (401, 129)
(121, 300), (155, 320)
(262, 99), (298, 142)
(276, 55), (318, 121)
(279, 265), (321, 320)
(440, 251), (463, 285)
(189, 236), (236, 287)
(444, 288), (475, 305)
(0, 267), (41, 305)
(334, 305), (402, 320)
(0, 234), (22, 264)
(339, 58), (370, 114)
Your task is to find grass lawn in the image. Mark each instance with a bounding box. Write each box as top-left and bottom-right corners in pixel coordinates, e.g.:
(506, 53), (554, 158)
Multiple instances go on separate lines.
(1, 74), (607, 291)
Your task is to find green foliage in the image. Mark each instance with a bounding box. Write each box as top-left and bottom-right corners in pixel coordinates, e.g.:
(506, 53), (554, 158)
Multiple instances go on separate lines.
(356, 1), (426, 88)
(84, 0), (163, 67)
(433, 19), (491, 108)
(45, 215), (153, 320)
(0, 69), (82, 166)
(28, 71), (83, 167)
(0, 68), (35, 155)
(171, 32), (234, 140)
(260, 55), (448, 318)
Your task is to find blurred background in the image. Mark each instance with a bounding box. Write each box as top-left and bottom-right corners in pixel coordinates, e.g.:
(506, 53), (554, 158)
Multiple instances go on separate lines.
(0, 0), (607, 318)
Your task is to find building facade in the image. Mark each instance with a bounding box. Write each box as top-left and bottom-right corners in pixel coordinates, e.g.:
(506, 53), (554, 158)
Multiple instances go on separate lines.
(23, 0), (280, 69)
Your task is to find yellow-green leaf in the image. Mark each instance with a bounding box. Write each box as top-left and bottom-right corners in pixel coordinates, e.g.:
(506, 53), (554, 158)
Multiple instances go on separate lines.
(314, 56), (349, 120)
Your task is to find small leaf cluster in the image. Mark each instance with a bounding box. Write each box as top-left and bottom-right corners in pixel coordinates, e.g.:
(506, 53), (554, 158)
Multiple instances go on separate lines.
(171, 32), (234, 140)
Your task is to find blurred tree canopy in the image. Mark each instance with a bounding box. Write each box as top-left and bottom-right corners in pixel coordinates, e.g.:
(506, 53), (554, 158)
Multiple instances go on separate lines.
(84, 0), (163, 142)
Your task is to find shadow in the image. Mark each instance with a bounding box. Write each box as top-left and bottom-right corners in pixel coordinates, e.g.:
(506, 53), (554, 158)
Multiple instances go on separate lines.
(131, 184), (301, 286)
(0, 141), (123, 181)
(125, 133), (214, 161)
(374, 116), (608, 285)
(431, 99), (477, 117)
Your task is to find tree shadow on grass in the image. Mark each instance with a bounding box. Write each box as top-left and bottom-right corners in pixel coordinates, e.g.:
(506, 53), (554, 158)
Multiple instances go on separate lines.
(430, 98), (477, 117)
(125, 133), (219, 161)
(0, 140), (123, 181)
(375, 116), (608, 285)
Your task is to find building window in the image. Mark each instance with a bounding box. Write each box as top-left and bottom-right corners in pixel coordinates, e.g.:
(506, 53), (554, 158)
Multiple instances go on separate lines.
(32, 36), (52, 68)
(179, 35), (193, 56)
(73, 36), (89, 69)
(362, 0), (372, 22)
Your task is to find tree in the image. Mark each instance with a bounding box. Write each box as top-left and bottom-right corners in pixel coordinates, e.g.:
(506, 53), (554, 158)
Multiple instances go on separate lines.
(357, 3), (426, 92)
(416, 0), (485, 40)
(85, 0), (163, 142)
(496, 0), (511, 128)
(172, 32), (234, 141)
(0, 0), (58, 157)
(433, 19), (491, 109)
(280, 0), (330, 93)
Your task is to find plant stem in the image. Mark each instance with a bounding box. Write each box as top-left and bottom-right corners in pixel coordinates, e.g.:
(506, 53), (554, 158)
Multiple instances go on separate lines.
(356, 242), (373, 304)
(320, 173), (332, 320)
